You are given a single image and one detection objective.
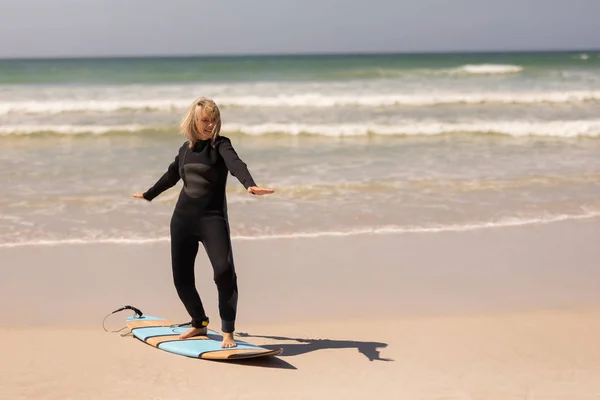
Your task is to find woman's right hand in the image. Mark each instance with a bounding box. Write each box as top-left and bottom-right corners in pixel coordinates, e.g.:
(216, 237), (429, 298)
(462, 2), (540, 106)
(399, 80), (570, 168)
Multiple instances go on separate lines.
(132, 193), (146, 200)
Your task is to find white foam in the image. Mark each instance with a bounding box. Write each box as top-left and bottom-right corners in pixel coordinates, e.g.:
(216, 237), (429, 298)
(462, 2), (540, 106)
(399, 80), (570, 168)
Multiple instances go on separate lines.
(219, 91), (600, 107)
(224, 120), (600, 138)
(318, 64), (524, 78)
(0, 99), (192, 115)
(1, 90), (600, 114)
(1, 211), (598, 248)
(0, 124), (154, 135)
(451, 64), (524, 75)
(6, 119), (599, 138)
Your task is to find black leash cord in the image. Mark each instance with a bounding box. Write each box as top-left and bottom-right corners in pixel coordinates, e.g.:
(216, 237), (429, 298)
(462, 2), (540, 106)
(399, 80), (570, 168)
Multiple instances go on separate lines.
(102, 305), (144, 333)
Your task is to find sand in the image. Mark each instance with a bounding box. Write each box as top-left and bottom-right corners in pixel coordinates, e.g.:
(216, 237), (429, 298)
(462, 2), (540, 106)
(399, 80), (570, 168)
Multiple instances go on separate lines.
(1, 219), (600, 399)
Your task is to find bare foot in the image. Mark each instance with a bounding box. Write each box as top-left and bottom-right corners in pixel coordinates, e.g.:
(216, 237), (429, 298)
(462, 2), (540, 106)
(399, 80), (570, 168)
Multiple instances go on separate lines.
(179, 326), (207, 339)
(221, 332), (237, 348)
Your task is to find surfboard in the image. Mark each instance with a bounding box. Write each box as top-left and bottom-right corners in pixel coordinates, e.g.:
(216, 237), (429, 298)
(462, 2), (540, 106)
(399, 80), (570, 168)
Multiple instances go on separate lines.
(126, 315), (283, 360)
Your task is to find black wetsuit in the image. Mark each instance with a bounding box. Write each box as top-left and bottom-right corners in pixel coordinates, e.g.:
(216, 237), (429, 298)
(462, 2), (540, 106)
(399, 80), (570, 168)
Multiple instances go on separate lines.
(143, 136), (256, 333)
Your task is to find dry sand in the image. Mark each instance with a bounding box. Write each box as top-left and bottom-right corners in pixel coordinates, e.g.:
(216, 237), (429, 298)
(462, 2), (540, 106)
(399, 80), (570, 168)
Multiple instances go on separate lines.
(1, 219), (600, 399)
(2, 311), (600, 400)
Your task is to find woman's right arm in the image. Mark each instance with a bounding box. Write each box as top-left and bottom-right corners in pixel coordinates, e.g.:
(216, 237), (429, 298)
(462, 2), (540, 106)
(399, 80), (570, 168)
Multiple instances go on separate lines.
(135, 145), (184, 201)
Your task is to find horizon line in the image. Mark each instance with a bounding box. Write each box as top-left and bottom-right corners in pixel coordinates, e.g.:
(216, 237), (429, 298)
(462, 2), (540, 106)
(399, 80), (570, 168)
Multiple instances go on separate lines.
(1, 48), (598, 61)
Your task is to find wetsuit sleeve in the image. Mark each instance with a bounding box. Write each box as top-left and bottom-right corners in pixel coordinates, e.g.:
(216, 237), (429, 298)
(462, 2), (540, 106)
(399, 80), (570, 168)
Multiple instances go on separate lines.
(217, 137), (257, 189)
(143, 148), (182, 201)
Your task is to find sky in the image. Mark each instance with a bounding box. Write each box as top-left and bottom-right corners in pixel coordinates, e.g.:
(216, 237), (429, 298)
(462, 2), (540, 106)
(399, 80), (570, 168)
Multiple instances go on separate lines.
(0, 0), (599, 58)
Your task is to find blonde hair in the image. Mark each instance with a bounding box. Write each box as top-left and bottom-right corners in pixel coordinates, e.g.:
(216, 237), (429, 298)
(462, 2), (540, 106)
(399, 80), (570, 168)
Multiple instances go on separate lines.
(180, 97), (222, 148)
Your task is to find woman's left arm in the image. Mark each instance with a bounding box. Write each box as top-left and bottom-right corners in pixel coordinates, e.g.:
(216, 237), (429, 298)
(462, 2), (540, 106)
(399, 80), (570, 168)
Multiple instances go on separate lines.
(218, 137), (274, 195)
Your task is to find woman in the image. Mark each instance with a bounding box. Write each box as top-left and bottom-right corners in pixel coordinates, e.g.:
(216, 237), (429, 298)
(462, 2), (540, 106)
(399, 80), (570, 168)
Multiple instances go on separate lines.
(132, 97), (274, 348)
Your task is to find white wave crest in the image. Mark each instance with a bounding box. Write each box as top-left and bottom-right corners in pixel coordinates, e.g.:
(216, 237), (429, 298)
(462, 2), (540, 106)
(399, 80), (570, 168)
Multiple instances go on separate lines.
(452, 64), (524, 75)
(224, 120), (600, 138)
(1, 90), (600, 114)
(0, 99), (192, 115)
(218, 91), (600, 107)
(4, 119), (600, 138)
(0, 124), (153, 135)
(1, 211), (599, 248)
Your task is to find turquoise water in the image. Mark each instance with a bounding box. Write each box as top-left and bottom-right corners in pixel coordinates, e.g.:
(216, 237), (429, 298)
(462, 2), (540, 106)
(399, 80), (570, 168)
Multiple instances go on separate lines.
(1, 51), (600, 246)
(1, 51), (599, 84)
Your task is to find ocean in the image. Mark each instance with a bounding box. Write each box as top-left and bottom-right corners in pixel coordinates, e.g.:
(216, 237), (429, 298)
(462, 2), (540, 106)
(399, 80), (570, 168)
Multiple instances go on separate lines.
(1, 51), (600, 247)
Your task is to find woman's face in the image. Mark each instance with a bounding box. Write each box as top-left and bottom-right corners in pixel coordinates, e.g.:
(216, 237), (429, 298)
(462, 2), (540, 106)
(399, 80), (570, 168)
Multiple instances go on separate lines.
(196, 110), (216, 140)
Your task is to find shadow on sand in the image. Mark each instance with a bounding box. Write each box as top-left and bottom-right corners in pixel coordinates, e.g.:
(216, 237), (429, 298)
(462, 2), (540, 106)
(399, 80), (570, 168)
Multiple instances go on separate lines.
(235, 332), (393, 362)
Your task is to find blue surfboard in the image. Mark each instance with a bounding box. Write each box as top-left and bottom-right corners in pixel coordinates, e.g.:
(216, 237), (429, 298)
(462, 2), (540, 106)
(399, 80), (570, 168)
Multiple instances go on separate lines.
(126, 315), (283, 360)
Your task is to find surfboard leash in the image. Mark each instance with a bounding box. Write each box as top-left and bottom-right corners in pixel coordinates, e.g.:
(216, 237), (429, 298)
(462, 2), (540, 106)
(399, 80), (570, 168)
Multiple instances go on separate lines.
(102, 305), (144, 334)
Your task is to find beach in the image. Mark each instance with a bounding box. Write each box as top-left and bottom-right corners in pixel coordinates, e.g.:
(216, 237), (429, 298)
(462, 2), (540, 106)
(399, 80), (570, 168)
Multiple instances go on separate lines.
(2, 52), (600, 399)
(2, 0), (600, 393)
(2, 219), (600, 399)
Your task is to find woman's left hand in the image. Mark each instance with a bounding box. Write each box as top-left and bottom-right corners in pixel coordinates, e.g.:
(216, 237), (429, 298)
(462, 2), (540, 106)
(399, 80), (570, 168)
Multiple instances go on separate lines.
(248, 186), (275, 195)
